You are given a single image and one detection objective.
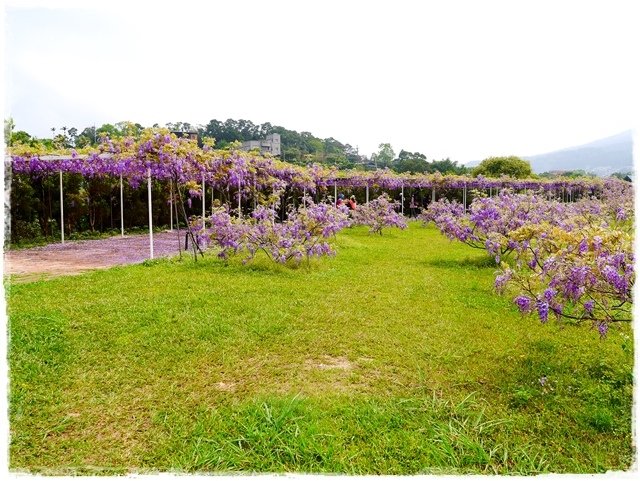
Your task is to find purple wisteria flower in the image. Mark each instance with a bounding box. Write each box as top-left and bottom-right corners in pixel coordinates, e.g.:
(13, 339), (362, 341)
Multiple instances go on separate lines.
(597, 322), (609, 338)
(578, 239), (588, 255)
(514, 295), (532, 313)
(536, 301), (550, 323)
(584, 300), (595, 314)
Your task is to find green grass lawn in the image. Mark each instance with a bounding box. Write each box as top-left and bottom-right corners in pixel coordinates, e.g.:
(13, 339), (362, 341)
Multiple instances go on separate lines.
(5, 223), (634, 474)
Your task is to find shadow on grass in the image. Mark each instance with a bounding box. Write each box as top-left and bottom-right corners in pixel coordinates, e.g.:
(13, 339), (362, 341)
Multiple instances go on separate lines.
(178, 252), (328, 277)
(424, 256), (497, 270)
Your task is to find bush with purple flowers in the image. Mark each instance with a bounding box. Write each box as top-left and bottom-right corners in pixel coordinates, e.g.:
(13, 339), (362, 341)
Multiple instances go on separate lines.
(496, 224), (633, 336)
(204, 200), (350, 266)
(422, 187), (634, 336)
(419, 190), (576, 262)
(351, 194), (407, 235)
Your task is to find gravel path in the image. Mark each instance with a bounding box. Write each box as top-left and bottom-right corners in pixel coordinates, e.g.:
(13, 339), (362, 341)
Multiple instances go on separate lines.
(3, 231), (190, 281)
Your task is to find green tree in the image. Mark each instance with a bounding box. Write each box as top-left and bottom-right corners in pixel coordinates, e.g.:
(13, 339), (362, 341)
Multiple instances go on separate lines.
(610, 172), (632, 181)
(96, 123), (122, 140)
(374, 143), (395, 169)
(76, 126), (97, 147)
(392, 150), (428, 173)
(539, 169), (596, 179)
(471, 156), (533, 178)
(116, 121), (144, 137)
(427, 158), (469, 175)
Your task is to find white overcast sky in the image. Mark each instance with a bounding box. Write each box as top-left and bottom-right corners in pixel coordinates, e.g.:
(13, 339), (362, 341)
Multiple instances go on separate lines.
(3, 0), (639, 162)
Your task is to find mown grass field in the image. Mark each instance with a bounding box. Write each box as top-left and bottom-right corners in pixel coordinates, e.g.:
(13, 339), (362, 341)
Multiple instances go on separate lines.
(5, 223), (634, 474)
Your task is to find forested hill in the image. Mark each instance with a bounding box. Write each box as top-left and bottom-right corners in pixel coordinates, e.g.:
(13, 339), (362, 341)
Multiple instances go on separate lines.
(191, 119), (364, 168)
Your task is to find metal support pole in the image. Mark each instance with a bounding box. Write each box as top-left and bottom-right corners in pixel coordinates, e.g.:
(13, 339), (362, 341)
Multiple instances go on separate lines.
(431, 187), (435, 203)
(147, 168), (154, 259)
(202, 174), (206, 221)
(59, 170), (64, 244)
(303, 187), (306, 209)
(238, 179), (242, 218)
(366, 185), (369, 204)
(334, 183), (337, 206)
(401, 184), (404, 215)
(463, 184), (467, 212)
(169, 180), (173, 232)
(120, 174), (125, 236)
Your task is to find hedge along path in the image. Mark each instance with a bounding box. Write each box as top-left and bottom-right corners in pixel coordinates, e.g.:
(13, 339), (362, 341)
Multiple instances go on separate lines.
(3, 232), (182, 282)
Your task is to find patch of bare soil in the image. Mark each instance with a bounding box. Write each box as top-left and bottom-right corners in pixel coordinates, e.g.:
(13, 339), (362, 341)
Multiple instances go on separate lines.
(305, 355), (353, 370)
(3, 231), (185, 281)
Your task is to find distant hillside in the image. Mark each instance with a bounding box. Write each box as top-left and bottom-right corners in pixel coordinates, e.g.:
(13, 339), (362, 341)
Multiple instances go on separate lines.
(522, 131), (634, 176)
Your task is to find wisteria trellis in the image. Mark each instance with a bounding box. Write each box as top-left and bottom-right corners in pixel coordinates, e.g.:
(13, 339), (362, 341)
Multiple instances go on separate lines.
(5, 128), (622, 256)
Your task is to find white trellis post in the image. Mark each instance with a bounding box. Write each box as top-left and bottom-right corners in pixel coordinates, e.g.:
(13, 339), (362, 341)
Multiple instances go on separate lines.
(401, 184), (404, 215)
(169, 180), (173, 232)
(147, 168), (154, 259)
(237, 179), (242, 218)
(120, 174), (125, 236)
(59, 170), (64, 244)
(202, 174), (206, 221)
(366, 184), (369, 204)
(334, 182), (337, 207)
(463, 183), (467, 212)
(431, 187), (435, 203)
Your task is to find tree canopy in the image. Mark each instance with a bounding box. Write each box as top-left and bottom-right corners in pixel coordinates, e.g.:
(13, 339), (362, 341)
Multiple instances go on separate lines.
(471, 156), (533, 178)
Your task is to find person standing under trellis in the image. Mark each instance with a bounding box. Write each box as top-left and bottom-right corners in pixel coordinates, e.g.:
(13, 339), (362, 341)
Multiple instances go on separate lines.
(410, 195), (417, 217)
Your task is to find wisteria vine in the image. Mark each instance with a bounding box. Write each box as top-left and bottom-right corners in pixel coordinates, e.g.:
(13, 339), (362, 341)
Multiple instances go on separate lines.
(194, 200), (351, 266)
(421, 182), (634, 336)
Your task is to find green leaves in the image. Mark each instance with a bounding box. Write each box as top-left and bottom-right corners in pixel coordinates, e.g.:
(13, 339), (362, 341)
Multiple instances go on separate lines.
(471, 156), (533, 179)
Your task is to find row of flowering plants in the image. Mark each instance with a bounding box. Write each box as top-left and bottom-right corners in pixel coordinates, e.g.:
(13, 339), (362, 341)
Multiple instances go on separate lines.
(421, 180), (634, 336)
(8, 128), (615, 246)
(8, 129), (613, 194)
(418, 190), (573, 261)
(186, 193), (411, 265)
(190, 200), (352, 266)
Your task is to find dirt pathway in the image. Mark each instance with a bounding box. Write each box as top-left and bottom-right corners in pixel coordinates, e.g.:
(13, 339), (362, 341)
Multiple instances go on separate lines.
(3, 231), (191, 281)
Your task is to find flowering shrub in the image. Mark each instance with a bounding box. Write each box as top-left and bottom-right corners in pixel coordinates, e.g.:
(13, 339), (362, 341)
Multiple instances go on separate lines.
(205, 201), (350, 265)
(352, 194), (407, 235)
(495, 224), (633, 336)
(419, 190), (573, 261)
(423, 188), (634, 337)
